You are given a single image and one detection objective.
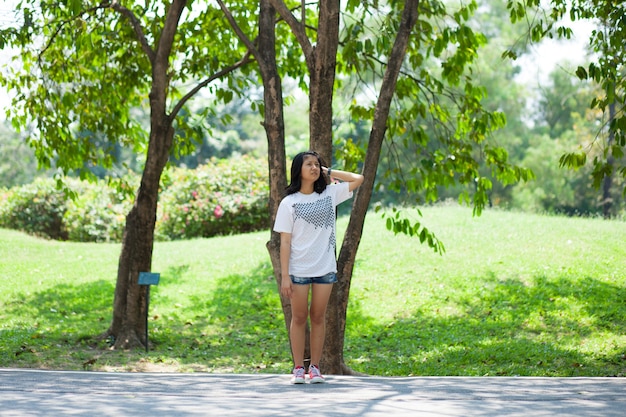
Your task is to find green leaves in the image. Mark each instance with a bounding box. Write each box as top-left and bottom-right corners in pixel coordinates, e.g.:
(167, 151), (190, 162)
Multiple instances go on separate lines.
(376, 206), (445, 254)
(341, 0), (531, 226)
(559, 152), (587, 170)
(506, 0), (626, 197)
(1, 0), (256, 183)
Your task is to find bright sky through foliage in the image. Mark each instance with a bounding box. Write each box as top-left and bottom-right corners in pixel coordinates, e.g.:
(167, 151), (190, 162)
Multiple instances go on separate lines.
(0, 2), (595, 117)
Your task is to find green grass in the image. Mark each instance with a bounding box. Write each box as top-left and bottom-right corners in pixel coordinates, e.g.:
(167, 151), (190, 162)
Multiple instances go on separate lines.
(1, 205), (625, 376)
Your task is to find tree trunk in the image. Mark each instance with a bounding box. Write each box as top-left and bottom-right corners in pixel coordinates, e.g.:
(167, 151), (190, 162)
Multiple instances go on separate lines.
(308, 0), (340, 160)
(303, 0), (340, 372)
(105, 0), (185, 349)
(322, 0), (421, 374)
(107, 123), (174, 349)
(257, 0), (290, 335)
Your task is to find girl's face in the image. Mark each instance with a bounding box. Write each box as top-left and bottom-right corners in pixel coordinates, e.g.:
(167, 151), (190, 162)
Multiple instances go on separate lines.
(301, 155), (321, 183)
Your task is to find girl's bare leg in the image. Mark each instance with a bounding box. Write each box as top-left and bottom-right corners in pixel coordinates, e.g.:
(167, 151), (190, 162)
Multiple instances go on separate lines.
(290, 284), (310, 367)
(309, 283), (333, 366)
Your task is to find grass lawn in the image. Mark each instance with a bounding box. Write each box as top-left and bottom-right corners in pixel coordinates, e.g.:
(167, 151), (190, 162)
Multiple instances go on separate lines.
(1, 204), (625, 376)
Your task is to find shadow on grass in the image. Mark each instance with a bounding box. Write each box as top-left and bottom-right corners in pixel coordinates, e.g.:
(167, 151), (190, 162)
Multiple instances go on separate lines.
(0, 261), (289, 371)
(0, 279), (115, 367)
(346, 273), (626, 377)
(148, 261), (291, 370)
(3, 263), (624, 376)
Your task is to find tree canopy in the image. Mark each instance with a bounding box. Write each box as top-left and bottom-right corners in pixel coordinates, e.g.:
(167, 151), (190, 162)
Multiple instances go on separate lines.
(506, 0), (626, 201)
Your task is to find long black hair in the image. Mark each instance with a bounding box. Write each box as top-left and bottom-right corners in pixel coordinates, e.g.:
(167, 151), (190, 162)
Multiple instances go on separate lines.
(285, 151), (329, 195)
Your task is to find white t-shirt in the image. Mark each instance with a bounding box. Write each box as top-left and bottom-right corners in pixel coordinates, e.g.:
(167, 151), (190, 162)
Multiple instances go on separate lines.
(273, 182), (353, 277)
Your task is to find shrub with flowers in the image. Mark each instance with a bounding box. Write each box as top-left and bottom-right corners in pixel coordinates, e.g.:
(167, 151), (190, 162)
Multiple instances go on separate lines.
(0, 178), (69, 240)
(156, 156), (269, 240)
(63, 179), (133, 243)
(0, 157), (269, 242)
(0, 177), (134, 242)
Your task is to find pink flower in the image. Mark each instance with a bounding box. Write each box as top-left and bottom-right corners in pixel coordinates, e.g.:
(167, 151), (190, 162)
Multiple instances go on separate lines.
(191, 190), (198, 199)
(213, 205), (224, 219)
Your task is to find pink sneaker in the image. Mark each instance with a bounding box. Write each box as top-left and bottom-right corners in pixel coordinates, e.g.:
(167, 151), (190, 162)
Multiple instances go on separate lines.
(309, 364), (325, 384)
(291, 366), (305, 384)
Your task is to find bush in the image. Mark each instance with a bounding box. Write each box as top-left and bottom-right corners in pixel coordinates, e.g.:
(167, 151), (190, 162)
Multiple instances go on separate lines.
(64, 180), (133, 243)
(156, 156), (269, 240)
(0, 178), (69, 240)
(0, 157), (270, 242)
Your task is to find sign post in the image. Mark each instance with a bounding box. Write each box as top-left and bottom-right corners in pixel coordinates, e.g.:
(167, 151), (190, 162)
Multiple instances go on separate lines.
(138, 272), (160, 353)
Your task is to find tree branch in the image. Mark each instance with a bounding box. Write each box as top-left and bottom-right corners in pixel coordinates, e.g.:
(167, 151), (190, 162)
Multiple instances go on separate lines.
(216, 0), (261, 61)
(108, 0), (156, 64)
(38, 3), (109, 60)
(154, 0), (186, 65)
(170, 51), (253, 119)
(268, 0), (314, 58)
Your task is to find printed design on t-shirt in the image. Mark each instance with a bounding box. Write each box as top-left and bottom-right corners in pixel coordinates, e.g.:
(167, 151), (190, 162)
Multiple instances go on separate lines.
(292, 195), (335, 253)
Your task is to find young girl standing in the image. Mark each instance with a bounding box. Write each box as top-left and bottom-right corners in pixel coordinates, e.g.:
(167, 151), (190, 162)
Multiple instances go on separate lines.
(273, 151), (364, 384)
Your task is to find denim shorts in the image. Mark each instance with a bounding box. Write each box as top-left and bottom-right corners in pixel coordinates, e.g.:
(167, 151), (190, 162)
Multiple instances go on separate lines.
(290, 272), (337, 285)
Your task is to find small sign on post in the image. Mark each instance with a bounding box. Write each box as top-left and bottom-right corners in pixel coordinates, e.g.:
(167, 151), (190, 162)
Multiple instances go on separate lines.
(138, 272), (160, 353)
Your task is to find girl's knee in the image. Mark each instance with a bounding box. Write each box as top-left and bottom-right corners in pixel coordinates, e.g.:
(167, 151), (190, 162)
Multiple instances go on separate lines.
(292, 312), (308, 326)
(309, 312), (326, 327)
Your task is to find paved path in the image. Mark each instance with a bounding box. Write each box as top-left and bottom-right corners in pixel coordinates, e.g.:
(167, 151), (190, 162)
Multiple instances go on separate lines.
(1, 369), (625, 416)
